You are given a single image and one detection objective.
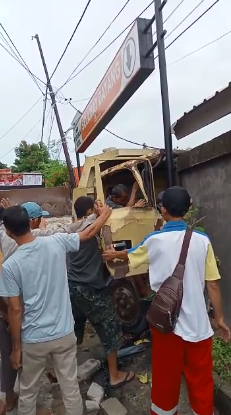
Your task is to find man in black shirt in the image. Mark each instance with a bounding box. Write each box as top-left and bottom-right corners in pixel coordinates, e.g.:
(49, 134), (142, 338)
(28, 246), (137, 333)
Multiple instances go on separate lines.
(68, 197), (135, 388)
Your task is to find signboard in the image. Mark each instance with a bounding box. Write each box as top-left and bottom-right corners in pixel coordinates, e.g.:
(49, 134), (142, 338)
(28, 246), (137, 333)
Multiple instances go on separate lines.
(0, 172), (43, 187)
(73, 18), (155, 153)
(22, 174), (43, 186)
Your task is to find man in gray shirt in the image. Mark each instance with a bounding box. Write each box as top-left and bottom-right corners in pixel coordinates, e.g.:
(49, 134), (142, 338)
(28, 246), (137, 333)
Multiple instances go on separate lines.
(0, 200), (77, 411)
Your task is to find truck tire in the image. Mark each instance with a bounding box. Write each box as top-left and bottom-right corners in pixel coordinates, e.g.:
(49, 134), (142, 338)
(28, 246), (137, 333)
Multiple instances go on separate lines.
(109, 278), (149, 336)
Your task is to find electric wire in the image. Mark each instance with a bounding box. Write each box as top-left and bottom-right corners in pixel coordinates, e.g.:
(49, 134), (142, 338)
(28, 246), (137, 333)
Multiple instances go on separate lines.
(47, 109), (55, 152)
(60, 0), (132, 88)
(64, 24), (231, 104)
(1, 105), (53, 160)
(68, 101), (154, 148)
(165, 0), (206, 40)
(165, 0), (221, 50)
(58, 1), (155, 91)
(0, 23), (46, 94)
(40, 87), (49, 143)
(168, 29), (231, 66)
(0, 97), (42, 141)
(153, 0), (186, 37)
(49, 0), (93, 81)
(1, 120), (42, 160)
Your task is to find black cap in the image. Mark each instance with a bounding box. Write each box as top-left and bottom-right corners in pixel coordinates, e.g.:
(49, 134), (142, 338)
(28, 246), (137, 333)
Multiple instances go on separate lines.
(158, 186), (191, 217)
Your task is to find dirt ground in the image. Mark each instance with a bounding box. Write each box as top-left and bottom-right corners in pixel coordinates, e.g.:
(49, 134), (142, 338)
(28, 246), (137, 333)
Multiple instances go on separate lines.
(0, 323), (192, 415)
(75, 324), (192, 415)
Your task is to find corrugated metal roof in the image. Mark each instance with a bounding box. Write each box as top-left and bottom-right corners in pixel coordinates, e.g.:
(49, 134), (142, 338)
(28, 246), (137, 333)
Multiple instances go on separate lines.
(172, 82), (231, 140)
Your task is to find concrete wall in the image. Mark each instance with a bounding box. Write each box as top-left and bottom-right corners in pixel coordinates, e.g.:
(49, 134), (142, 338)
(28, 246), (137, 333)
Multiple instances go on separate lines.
(0, 186), (72, 217)
(177, 131), (231, 324)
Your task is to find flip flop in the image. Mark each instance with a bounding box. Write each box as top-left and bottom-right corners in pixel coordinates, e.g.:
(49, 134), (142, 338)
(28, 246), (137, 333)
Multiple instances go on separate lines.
(110, 372), (135, 389)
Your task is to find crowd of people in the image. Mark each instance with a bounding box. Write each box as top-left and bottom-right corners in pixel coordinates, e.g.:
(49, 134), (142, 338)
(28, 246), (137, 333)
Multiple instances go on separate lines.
(0, 184), (229, 415)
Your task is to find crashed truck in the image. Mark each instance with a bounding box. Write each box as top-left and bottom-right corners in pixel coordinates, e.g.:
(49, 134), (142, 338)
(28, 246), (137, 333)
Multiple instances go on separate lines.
(72, 147), (180, 336)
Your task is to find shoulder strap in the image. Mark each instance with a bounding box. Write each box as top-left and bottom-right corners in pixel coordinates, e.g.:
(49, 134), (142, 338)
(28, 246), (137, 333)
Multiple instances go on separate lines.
(172, 229), (193, 280)
(179, 229), (193, 266)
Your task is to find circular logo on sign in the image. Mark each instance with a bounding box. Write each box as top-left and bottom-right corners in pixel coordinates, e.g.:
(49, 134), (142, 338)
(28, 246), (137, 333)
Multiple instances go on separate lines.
(123, 37), (136, 79)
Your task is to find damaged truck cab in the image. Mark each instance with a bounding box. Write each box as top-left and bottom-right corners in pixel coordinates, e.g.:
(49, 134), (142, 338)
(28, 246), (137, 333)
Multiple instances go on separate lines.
(72, 148), (174, 336)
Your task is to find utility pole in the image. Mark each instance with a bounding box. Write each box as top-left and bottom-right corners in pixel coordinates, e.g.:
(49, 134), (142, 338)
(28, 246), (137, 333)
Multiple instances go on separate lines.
(33, 34), (76, 189)
(154, 0), (174, 187)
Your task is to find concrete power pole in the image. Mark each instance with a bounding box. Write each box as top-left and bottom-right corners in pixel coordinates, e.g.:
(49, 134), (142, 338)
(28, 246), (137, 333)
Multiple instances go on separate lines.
(33, 34), (76, 189)
(154, 0), (174, 187)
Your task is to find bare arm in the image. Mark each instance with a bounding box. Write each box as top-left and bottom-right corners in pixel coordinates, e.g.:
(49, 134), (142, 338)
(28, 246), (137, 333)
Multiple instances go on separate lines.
(79, 205), (112, 242)
(205, 243), (230, 340)
(103, 249), (128, 261)
(126, 182), (138, 207)
(206, 280), (223, 323)
(8, 296), (22, 351)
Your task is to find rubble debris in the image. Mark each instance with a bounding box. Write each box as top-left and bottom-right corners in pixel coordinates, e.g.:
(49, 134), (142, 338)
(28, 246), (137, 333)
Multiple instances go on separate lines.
(100, 398), (127, 415)
(85, 400), (100, 413)
(78, 359), (101, 381)
(87, 382), (104, 404)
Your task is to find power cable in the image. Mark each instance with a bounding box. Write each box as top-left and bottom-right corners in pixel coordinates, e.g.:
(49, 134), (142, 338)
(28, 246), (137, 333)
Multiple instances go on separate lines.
(60, 25), (231, 105)
(0, 97), (42, 141)
(68, 101), (154, 148)
(40, 87), (49, 143)
(58, 1), (154, 91)
(1, 105), (53, 160)
(168, 29), (231, 66)
(60, 0), (132, 88)
(165, 0), (221, 50)
(63, 0), (222, 149)
(47, 108), (55, 152)
(165, 0), (206, 40)
(49, 0), (93, 81)
(0, 24), (46, 94)
(1, 120), (42, 160)
(153, 0), (186, 37)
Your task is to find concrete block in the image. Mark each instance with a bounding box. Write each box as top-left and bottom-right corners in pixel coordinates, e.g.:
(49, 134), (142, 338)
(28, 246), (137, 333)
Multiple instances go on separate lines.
(85, 400), (100, 413)
(100, 398), (127, 415)
(78, 359), (101, 381)
(87, 382), (104, 404)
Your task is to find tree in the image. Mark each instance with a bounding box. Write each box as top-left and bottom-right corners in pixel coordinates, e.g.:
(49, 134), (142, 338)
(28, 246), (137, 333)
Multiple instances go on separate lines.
(0, 162), (8, 169)
(12, 140), (50, 172)
(38, 160), (70, 187)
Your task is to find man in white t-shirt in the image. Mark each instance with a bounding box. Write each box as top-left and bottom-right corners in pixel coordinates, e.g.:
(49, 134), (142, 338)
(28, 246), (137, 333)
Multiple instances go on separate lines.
(0, 203), (111, 415)
(103, 186), (230, 415)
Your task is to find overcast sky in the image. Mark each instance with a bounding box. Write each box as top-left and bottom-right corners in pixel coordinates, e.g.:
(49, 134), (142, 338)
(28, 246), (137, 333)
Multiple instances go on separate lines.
(0, 0), (230, 167)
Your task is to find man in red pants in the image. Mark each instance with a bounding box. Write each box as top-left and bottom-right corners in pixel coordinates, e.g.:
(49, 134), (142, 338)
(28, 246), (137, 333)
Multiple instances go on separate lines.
(103, 186), (230, 415)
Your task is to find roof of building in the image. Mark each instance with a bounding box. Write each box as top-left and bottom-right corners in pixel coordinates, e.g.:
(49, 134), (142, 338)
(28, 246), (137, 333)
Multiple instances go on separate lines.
(172, 82), (231, 140)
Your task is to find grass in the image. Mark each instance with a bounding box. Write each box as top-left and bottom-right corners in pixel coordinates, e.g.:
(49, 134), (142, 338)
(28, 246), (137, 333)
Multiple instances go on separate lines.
(212, 337), (231, 381)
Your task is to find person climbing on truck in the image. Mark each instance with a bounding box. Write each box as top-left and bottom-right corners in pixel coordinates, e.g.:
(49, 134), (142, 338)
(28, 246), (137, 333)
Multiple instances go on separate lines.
(68, 196), (135, 389)
(106, 182), (146, 209)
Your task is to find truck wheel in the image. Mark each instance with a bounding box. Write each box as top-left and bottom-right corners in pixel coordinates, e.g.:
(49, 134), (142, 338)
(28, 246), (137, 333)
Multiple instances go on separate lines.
(109, 278), (149, 336)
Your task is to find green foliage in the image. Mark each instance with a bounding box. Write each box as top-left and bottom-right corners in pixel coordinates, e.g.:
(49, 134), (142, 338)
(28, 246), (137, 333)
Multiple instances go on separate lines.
(0, 162), (8, 169)
(12, 140), (50, 173)
(38, 160), (69, 188)
(212, 337), (231, 381)
(184, 206), (205, 229)
(12, 140), (70, 188)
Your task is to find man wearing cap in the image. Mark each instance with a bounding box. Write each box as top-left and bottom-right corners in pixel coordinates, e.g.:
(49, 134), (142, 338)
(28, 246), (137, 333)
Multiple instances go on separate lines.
(103, 186), (230, 415)
(0, 200), (78, 411)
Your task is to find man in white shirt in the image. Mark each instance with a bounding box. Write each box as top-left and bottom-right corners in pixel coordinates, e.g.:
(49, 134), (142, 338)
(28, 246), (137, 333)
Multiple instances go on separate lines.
(103, 186), (230, 415)
(0, 203), (111, 415)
